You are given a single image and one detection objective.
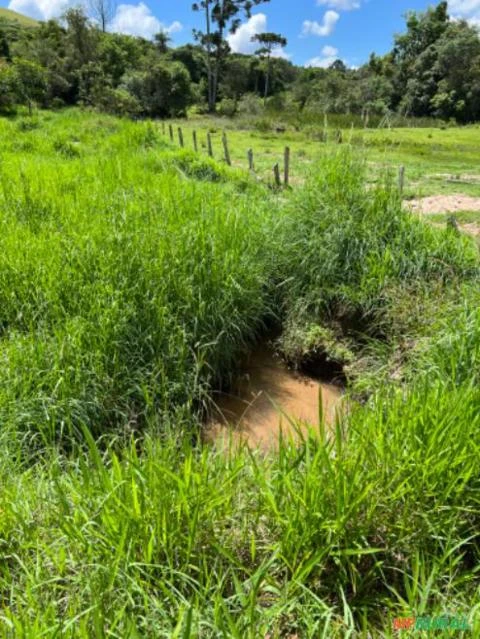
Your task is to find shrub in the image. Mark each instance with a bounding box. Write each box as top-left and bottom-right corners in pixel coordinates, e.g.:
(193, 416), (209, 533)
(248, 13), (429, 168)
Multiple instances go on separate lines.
(122, 61), (192, 118)
(217, 98), (237, 117)
(237, 93), (264, 116)
(0, 60), (17, 112)
(97, 87), (142, 118)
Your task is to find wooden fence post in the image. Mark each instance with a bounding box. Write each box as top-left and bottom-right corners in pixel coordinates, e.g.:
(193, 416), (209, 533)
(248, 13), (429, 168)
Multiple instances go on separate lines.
(398, 165), (405, 195)
(273, 163), (281, 188)
(169, 124), (174, 142)
(207, 133), (213, 158)
(222, 132), (231, 166)
(248, 149), (254, 171)
(284, 146), (290, 186)
(178, 127), (184, 148)
(193, 130), (198, 153)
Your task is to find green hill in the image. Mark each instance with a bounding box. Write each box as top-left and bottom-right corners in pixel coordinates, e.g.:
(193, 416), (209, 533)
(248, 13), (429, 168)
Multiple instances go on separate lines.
(0, 7), (39, 27)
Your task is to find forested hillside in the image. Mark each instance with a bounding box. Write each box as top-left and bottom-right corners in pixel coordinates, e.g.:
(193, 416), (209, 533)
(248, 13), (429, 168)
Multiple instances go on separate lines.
(1, 1), (479, 122)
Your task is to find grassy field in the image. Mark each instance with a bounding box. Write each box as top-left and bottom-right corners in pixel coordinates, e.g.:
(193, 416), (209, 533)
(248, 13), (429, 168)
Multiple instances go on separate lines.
(0, 8), (39, 27)
(168, 114), (480, 200)
(0, 108), (480, 637)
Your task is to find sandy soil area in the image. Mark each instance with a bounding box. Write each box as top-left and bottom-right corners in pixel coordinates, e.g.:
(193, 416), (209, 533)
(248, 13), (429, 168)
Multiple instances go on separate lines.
(407, 194), (480, 215)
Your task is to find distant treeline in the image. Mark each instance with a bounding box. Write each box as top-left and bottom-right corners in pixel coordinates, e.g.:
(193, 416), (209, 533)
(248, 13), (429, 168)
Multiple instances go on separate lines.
(0, 1), (479, 123)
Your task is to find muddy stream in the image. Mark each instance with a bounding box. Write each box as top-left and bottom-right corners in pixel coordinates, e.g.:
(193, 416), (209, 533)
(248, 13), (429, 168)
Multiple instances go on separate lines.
(205, 345), (343, 451)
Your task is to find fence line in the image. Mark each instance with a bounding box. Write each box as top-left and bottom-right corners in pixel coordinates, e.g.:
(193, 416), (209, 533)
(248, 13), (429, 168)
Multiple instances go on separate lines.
(162, 124), (291, 188)
(160, 122), (406, 193)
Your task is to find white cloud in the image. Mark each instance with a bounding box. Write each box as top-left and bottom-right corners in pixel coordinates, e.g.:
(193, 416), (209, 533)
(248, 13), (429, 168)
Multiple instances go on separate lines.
(321, 44), (339, 57)
(302, 11), (340, 37)
(9, 0), (182, 40)
(305, 45), (340, 68)
(227, 13), (290, 59)
(449, 0), (480, 12)
(227, 13), (267, 54)
(272, 48), (292, 60)
(8, 0), (75, 20)
(317, 0), (360, 9)
(111, 3), (182, 39)
(166, 20), (183, 34)
(449, 0), (480, 25)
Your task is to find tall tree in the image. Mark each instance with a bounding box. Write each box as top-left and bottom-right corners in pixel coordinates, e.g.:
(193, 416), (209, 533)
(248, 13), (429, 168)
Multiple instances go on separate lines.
(64, 8), (99, 67)
(193, 0), (270, 112)
(192, 1), (214, 110)
(392, 1), (449, 113)
(252, 32), (286, 104)
(88, 0), (116, 33)
(154, 31), (171, 55)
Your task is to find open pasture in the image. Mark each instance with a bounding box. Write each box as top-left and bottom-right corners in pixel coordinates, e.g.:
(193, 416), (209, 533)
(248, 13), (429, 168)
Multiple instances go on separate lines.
(168, 115), (480, 199)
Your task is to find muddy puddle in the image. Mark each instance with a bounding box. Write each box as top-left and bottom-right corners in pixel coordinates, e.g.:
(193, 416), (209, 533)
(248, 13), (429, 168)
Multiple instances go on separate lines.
(205, 345), (343, 451)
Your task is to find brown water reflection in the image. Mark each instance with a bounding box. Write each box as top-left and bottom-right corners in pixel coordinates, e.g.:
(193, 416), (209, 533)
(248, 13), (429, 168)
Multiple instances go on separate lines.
(205, 346), (343, 451)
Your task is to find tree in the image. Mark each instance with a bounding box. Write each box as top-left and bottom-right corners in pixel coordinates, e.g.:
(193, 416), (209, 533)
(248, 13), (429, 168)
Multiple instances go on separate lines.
(251, 32), (286, 104)
(0, 28), (11, 61)
(0, 60), (17, 111)
(13, 58), (47, 114)
(154, 31), (171, 54)
(123, 61), (192, 117)
(64, 8), (99, 68)
(221, 55), (251, 101)
(192, 0), (270, 112)
(331, 59), (347, 73)
(88, 0), (116, 33)
(169, 44), (206, 84)
(392, 1), (449, 112)
(430, 20), (480, 122)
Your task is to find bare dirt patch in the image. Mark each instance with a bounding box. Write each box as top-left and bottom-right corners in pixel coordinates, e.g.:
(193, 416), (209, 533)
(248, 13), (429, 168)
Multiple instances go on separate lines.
(205, 345), (343, 451)
(406, 195), (480, 237)
(461, 223), (480, 237)
(407, 194), (480, 215)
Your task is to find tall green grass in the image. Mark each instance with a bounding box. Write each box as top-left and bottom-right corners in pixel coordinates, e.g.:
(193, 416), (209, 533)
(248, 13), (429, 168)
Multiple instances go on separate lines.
(274, 150), (479, 386)
(1, 383), (479, 637)
(0, 111), (280, 445)
(0, 109), (479, 636)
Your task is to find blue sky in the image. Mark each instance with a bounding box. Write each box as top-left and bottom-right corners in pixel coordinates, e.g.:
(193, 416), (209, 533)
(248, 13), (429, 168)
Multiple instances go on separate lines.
(2, 1), (480, 67)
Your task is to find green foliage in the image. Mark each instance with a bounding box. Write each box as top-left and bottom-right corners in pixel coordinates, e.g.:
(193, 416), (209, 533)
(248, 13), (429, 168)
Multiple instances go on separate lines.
(123, 61), (192, 117)
(276, 149), (479, 378)
(0, 60), (17, 111)
(1, 1), (480, 122)
(193, 0), (271, 110)
(1, 381), (479, 636)
(392, 2), (480, 122)
(0, 108), (480, 637)
(0, 111), (271, 441)
(97, 86), (142, 117)
(217, 97), (237, 117)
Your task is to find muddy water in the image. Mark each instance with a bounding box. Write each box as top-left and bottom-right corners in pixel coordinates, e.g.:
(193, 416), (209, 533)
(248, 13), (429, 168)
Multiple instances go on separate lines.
(205, 346), (343, 451)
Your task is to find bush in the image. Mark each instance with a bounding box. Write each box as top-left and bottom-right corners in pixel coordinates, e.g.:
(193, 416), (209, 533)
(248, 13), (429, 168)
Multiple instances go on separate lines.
(97, 87), (141, 117)
(0, 60), (17, 112)
(122, 61), (192, 118)
(217, 98), (237, 117)
(237, 93), (264, 116)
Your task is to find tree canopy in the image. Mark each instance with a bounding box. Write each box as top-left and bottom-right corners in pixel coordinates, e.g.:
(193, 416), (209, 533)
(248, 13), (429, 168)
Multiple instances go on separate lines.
(0, 1), (478, 123)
